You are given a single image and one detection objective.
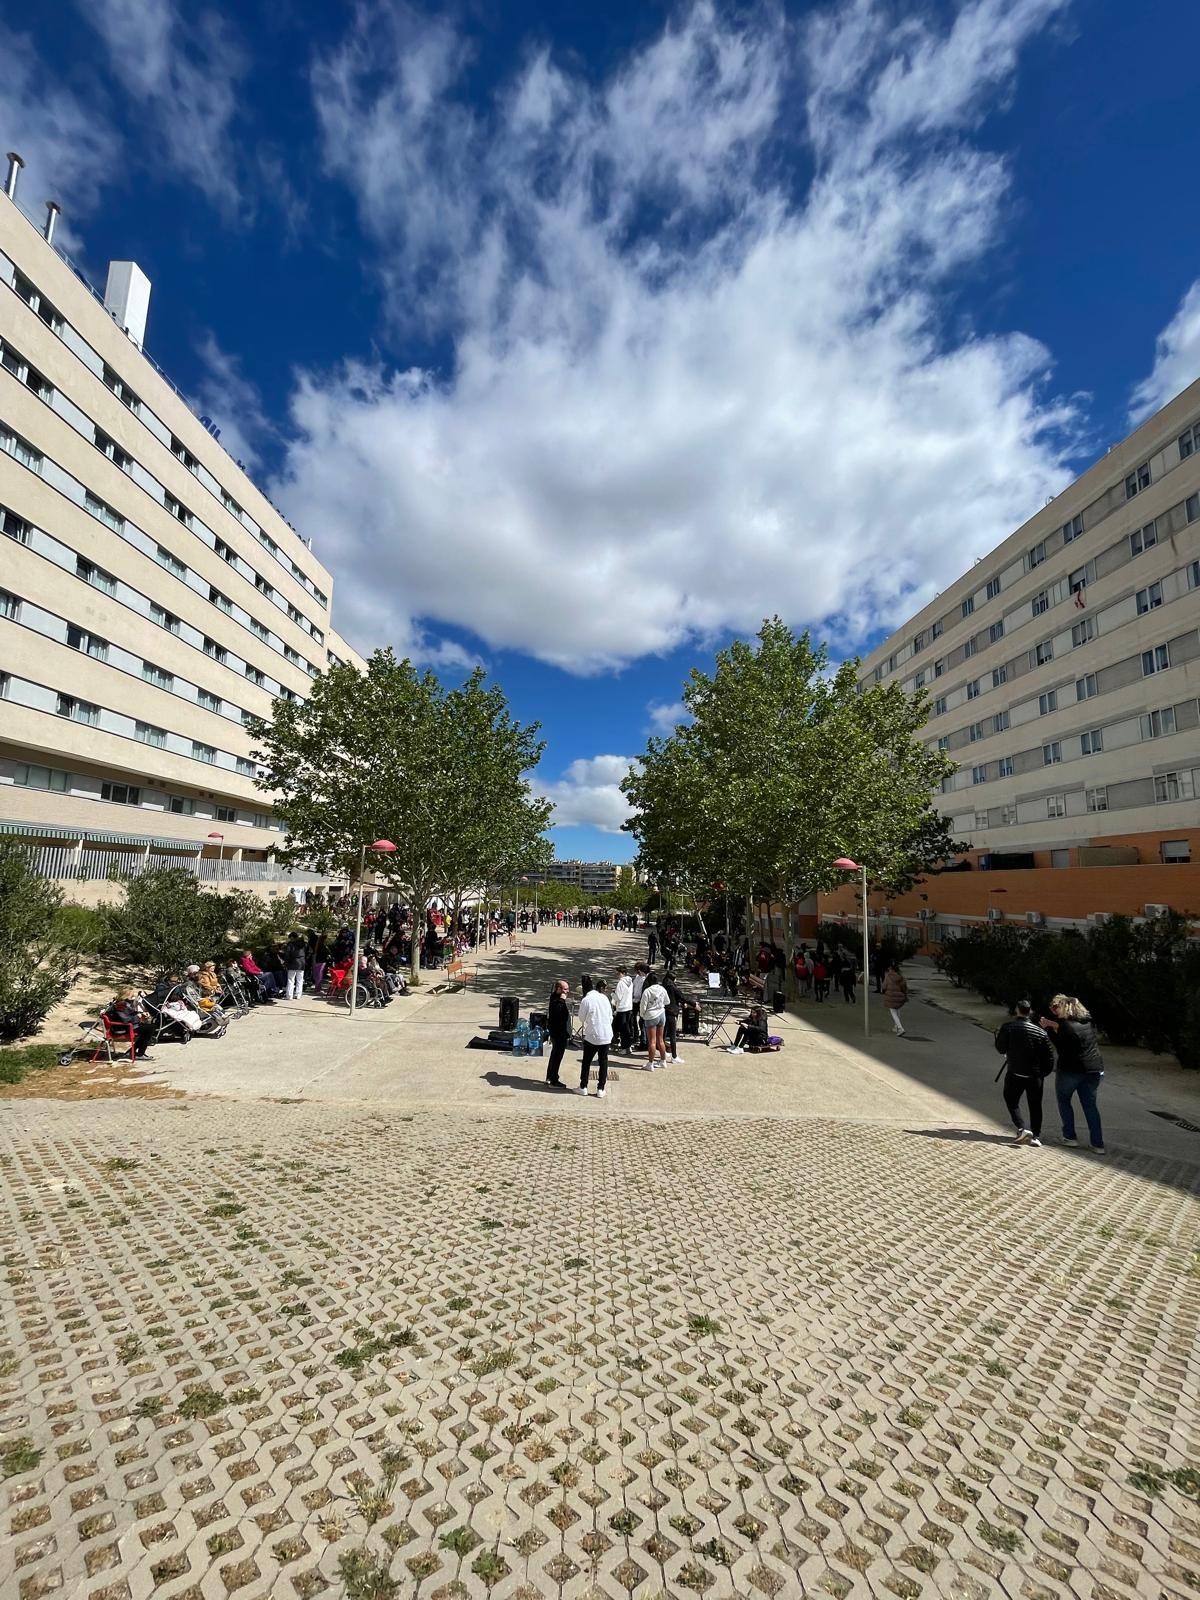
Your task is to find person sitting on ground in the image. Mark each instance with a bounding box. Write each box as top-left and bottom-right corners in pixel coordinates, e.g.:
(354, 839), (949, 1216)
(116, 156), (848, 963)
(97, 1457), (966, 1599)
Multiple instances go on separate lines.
(726, 1004), (769, 1054)
(105, 991), (156, 1060)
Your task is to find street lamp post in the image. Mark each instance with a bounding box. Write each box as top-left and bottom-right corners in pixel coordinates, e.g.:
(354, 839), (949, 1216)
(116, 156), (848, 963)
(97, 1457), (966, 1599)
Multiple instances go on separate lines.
(833, 857), (869, 1038)
(207, 832), (224, 881)
(349, 840), (396, 1019)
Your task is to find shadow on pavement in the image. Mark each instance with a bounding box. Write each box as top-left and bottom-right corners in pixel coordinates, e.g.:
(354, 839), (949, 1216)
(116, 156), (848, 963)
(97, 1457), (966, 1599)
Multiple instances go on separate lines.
(906, 1127), (1022, 1147)
(481, 1070), (568, 1094)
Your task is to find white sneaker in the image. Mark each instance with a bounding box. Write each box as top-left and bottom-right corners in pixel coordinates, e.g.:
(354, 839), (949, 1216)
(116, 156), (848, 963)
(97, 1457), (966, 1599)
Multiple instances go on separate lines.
(1014, 1129), (1033, 1145)
(1028, 1137), (1042, 1147)
(596, 1088), (606, 1098)
(575, 1087), (589, 1096)
(671, 1056), (685, 1064)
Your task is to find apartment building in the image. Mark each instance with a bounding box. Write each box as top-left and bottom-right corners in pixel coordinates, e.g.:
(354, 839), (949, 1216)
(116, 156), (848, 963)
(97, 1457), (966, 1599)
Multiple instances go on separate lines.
(526, 859), (623, 894)
(0, 163), (354, 899)
(823, 375), (1200, 937)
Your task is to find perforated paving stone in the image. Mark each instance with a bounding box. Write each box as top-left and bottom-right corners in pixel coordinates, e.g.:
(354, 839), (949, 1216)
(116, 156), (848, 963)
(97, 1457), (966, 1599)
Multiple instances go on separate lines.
(1, 1100), (1199, 1600)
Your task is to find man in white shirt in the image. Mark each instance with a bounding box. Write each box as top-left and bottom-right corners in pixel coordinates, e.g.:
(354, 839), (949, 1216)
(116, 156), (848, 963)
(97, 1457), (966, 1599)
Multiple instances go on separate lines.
(576, 978), (614, 1098)
(612, 966), (634, 1054)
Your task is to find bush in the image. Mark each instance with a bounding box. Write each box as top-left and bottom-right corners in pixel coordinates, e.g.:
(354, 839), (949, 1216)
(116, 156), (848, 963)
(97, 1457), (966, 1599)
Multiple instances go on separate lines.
(52, 904), (109, 955)
(0, 843), (81, 1041)
(936, 914), (1200, 1067)
(101, 870), (247, 975)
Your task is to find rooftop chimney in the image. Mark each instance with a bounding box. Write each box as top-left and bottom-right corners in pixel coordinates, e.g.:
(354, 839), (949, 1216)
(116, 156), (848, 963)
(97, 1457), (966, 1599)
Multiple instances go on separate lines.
(5, 152), (23, 201)
(43, 200), (60, 244)
(103, 260), (152, 349)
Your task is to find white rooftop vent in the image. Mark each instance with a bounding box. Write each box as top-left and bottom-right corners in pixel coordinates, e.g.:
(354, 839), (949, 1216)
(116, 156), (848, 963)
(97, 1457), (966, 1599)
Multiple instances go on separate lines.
(103, 260), (151, 348)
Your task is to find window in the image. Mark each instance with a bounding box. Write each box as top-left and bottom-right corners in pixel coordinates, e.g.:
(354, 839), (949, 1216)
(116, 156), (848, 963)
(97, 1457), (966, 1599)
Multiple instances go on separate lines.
(872, 665), (882, 683)
(1046, 794), (1065, 818)
(13, 762), (69, 792)
(164, 493), (193, 527)
(1071, 617), (1094, 647)
(1069, 567), (1087, 595)
(961, 596), (975, 618)
(1000, 804), (1016, 825)
(250, 618), (269, 641)
(1034, 641), (1053, 666)
(1142, 645), (1170, 676)
(993, 710), (1010, 734)
(1130, 522), (1157, 556)
(1, 506), (29, 544)
(142, 661), (174, 690)
(245, 664), (265, 686)
(171, 436), (199, 472)
(253, 812), (269, 829)
(1190, 559), (1200, 591)
(992, 665), (1008, 688)
(209, 586), (232, 614)
(76, 557), (116, 594)
(221, 490), (242, 516)
(974, 811), (989, 829)
(931, 620), (943, 640)
(1190, 494), (1200, 523)
(1125, 461), (1151, 498)
(215, 539), (238, 565)
(287, 603), (303, 624)
(1086, 786), (1107, 813)
(236, 757), (255, 777)
(1141, 707), (1177, 739)
(1039, 690), (1058, 715)
(283, 644), (301, 666)
(1155, 771), (1195, 803)
(964, 637), (977, 658)
(1076, 673), (1098, 701)
(150, 603), (180, 633)
(84, 492), (125, 532)
(1180, 424), (1200, 460)
(934, 696), (947, 716)
(969, 722), (984, 743)
(1161, 839), (1192, 863)
(94, 429), (132, 472)
(258, 531), (279, 555)
(203, 637), (227, 664)
(66, 624), (108, 660)
(1136, 582), (1163, 614)
(997, 755), (1014, 777)
(912, 633), (924, 653)
(198, 689), (222, 713)
(1062, 513), (1084, 544)
(56, 694), (98, 725)
(989, 620), (1005, 643)
(192, 741), (217, 764)
(169, 795), (194, 815)
(255, 575), (274, 598)
(155, 544), (186, 578)
(1042, 741), (1061, 765)
(135, 722), (166, 748)
(1, 425), (42, 471)
(1080, 728), (1103, 755)
(22, 361), (53, 402)
(101, 781), (141, 806)
(1029, 541), (1046, 569)
(215, 805), (236, 823)
(914, 670), (925, 690)
(966, 678), (981, 700)
(1032, 590), (1049, 616)
(936, 735), (949, 751)
(986, 576), (1002, 600)
(0, 587), (20, 620)
(103, 363), (141, 413)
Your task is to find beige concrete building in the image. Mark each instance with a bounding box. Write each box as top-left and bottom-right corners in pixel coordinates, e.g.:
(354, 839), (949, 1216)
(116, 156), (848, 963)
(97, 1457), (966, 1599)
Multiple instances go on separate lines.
(0, 166), (361, 897)
(844, 375), (1200, 934)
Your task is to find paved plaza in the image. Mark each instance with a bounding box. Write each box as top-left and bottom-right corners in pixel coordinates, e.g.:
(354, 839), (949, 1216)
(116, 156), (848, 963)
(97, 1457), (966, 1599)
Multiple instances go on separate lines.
(2, 929), (1199, 1600)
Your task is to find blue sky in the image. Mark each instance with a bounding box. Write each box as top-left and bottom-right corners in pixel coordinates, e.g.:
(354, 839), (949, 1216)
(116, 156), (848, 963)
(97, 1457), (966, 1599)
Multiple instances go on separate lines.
(6, 0), (1200, 863)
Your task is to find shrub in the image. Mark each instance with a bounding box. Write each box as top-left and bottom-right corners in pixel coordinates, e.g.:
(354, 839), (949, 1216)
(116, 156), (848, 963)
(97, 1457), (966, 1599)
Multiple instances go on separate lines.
(0, 843), (81, 1041)
(101, 870), (245, 974)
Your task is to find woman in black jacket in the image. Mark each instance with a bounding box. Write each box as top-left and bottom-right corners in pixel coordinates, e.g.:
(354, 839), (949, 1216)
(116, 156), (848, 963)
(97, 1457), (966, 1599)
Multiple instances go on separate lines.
(1040, 994), (1105, 1151)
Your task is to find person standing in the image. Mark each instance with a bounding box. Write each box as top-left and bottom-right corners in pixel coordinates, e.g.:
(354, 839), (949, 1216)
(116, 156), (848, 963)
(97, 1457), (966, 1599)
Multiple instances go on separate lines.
(1040, 994), (1105, 1151)
(284, 931), (307, 1000)
(837, 950), (857, 1004)
(631, 964), (648, 1050)
(881, 963), (909, 1035)
(576, 978), (613, 1098)
(662, 970), (685, 1064)
(612, 966), (634, 1054)
(640, 971), (670, 1070)
(647, 925), (659, 964)
(546, 978), (571, 1088)
(994, 1000), (1053, 1145)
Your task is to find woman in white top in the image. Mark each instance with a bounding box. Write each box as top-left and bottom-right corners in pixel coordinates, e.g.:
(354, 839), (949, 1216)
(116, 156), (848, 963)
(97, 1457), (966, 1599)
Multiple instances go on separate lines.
(639, 972), (670, 1070)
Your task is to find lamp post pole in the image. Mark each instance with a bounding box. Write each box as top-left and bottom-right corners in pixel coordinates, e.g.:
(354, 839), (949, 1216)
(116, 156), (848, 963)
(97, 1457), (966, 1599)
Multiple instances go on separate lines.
(349, 840), (396, 1019)
(833, 858), (870, 1038)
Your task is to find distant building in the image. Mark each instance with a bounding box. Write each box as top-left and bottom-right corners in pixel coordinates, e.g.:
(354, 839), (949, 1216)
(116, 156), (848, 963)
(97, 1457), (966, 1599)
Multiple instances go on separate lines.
(526, 859), (623, 894)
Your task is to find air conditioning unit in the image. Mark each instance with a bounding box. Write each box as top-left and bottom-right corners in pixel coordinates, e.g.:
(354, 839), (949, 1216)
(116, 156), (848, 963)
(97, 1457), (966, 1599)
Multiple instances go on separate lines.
(918, 908), (932, 922)
(987, 907), (1004, 923)
(1144, 903), (1170, 920)
(1087, 912), (1111, 927)
(1026, 911), (1045, 926)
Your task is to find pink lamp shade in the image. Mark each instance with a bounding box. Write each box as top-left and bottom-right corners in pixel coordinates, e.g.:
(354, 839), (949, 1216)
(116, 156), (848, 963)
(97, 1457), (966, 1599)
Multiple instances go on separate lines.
(370, 840), (397, 852)
(832, 857), (860, 871)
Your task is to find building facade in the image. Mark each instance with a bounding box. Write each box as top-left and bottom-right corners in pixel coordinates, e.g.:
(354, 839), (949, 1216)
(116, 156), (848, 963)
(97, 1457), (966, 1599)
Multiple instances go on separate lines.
(822, 376), (1200, 939)
(0, 171), (360, 899)
(526, 860), (623, 894)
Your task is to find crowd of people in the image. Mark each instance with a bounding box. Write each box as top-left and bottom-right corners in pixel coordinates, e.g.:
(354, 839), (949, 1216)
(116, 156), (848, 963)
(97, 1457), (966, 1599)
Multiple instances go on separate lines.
(542, 961), (688, 1097)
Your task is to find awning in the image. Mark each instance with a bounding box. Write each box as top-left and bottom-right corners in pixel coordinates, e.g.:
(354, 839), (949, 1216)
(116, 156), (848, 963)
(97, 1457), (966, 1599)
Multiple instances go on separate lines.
(0, 818), (207, 851)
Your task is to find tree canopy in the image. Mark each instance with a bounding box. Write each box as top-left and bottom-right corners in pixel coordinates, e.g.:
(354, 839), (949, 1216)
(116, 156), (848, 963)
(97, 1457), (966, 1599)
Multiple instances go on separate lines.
(248, 651), (550, 981)
(621, 618), (959, 915)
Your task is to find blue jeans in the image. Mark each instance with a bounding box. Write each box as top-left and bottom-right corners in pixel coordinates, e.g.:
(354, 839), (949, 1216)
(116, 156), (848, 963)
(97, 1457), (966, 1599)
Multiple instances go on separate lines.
(1055, 1070), (1103, 1146)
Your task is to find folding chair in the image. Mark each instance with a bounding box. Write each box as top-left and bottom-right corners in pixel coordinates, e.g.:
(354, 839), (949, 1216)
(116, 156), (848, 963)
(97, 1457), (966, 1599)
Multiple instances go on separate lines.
(90, 1015), (137, 1065)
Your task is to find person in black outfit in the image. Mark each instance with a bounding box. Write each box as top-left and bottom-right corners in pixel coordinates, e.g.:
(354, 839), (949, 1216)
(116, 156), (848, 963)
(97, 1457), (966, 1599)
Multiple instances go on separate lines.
(1040, 994), (1106, 1151)
(546, 979), (571, 1088)
(662, 971), (685, 1064)
(647, 926), (659, 964)
(994, 1000), (1054, 1145)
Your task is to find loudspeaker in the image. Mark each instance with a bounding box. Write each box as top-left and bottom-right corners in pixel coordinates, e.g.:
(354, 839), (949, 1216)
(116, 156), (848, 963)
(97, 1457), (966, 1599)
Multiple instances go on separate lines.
(529, 1010), (548, 1031)
(681, 1000), (700, 1035)
(772, 991), (786, 1014)
(499, 995), (519, 1030)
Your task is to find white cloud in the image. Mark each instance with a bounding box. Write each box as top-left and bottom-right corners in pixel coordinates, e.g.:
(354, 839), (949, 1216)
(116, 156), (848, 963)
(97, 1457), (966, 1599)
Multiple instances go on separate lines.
(79, 0), (245, 215)
(1129, 280), (1200, 425)
(646, 700), (688, 735)
(0, 24), (118, 245)
(192, 334), (273, 473)
(279, 0), (1079, 673)
(542, 756), (635, 834)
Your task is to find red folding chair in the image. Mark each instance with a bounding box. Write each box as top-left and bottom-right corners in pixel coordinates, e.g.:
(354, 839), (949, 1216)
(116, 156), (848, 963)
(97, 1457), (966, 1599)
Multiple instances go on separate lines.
(91, 1015), (137, 1064)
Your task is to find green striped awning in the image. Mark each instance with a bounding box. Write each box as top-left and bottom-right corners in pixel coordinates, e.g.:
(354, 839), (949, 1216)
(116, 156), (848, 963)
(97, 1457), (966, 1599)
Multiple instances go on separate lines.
(0, 818), (206, 851)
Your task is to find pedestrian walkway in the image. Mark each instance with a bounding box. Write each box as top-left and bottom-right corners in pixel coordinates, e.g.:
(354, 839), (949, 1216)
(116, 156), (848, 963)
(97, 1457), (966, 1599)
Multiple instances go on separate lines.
(1, 927), (1198, 1600)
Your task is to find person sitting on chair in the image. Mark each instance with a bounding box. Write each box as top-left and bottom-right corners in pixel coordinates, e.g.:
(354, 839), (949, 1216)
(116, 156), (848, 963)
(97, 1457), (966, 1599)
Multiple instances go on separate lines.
(105, 992), (156, 1060)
